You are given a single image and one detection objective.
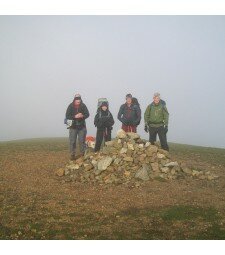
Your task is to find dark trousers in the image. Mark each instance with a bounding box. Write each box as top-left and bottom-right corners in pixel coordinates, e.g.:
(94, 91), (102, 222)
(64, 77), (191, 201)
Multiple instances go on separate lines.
(121, 124), (137, 133)
(69, 127), (87, 155)
(95, 128), (112, 152)
(149, 126), (169, 151)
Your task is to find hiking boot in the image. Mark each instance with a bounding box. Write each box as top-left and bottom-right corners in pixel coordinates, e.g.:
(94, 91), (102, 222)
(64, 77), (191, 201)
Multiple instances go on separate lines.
(70, 155), (76, 161)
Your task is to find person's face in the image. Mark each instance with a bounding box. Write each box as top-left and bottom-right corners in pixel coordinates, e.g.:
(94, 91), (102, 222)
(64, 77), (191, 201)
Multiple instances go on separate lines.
(75, 99), (81, 105)
(102, 106), (107, 111)
(126, 97), (132, 104)
(153, 96), (160, 104)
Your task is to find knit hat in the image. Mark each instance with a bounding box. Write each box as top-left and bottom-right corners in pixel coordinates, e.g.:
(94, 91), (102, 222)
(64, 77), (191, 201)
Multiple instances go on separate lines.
(101, 101), (108, 107)
(74, 93), (81, 100)
(126, 93), (132, 99)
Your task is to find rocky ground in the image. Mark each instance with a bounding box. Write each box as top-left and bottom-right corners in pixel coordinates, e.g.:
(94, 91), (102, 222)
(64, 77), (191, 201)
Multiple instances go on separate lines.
(0, 136), (225, 239)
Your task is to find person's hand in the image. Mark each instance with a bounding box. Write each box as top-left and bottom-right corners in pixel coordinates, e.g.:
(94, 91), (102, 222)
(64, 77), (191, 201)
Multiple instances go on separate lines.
(144, 125), (149, 133)
(75, 113), (83, 119)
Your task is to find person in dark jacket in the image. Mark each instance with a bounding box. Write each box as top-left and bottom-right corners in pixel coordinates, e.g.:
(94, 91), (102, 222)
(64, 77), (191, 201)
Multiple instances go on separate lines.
(117, 94), (141, 133)
(94, 101), (114, 152)
(65, 93), (90, 160)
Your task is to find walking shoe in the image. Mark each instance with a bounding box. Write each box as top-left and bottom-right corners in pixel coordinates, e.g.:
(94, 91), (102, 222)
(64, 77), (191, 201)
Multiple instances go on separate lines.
(70, 155), (76, 161)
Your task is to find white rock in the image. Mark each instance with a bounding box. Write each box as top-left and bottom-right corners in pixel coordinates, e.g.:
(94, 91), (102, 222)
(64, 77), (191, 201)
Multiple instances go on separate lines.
(127, 143), (135, 151)
(97, 156), (113, 171)
(120, 148), (128, 154)
(157, 153), (166, 159)
(116, 129), (127, 139)
(145, 142), (151, 148)
(127, 132), (140, 140)
(164, 161), (179, 167)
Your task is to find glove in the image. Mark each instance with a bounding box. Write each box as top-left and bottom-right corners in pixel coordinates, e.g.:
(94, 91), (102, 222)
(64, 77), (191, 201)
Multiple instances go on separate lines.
(164, 125), (168, 133)
(144, 125), (149, 133)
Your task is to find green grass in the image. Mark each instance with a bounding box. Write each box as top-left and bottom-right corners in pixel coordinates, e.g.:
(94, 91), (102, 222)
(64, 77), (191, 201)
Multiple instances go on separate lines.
(161, 205), (219, 221)
(0, 137), (68, 154)
(169, 142), (225, 166)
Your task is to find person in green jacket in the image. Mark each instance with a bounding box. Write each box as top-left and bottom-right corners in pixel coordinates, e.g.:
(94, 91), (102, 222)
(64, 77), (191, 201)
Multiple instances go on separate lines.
(144, 92), (169, 151)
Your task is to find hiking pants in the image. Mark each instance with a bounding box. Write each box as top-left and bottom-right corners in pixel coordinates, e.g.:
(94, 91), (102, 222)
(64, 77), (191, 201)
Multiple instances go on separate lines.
(121, 124), (137, 133)
(149, 125), (169, 151)
(95, 128), (112, 152)
(69, 127), (87, 156)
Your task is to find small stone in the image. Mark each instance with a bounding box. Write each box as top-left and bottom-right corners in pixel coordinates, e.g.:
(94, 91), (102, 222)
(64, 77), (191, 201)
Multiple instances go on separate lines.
(171, 169), (176, 175)
(157, 153), (165, 159)
(91, 160), (98, 166)
(151, 162), (160, 172)
(127, 143), (135, 151)
(161, 167), (169, 173)
(64, 169), (70, 176)
(145, 142), (151, 148)
(120, 148), (127, 154)
(84, 165), (93, 171)
(146, 145), (158, 156)
(192, 170), (200, 176)
(114, 158), (122, 165)
(124, 171), (131, 178)
(164, 161), (179, 167)
(158, 148), (170, 157)
(182, 167), (192, 175)
(127, 132), (140, 140)
(55, 168), (65, 177)
(123, 156), (133, 162)
(75, 157), (84, 164)
(138, 144), (144, 149)
(117, 129), (127, 139)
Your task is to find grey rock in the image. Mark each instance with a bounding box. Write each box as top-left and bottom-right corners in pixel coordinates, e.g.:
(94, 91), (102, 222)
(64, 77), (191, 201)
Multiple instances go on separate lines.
(164, 161), (179, 167)
(95, 156), (113, 175)
(135, 164), (150, 181)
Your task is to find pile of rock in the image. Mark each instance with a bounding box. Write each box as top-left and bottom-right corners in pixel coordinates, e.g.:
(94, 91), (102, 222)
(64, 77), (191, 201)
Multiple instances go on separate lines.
(56, 129), (219, 185)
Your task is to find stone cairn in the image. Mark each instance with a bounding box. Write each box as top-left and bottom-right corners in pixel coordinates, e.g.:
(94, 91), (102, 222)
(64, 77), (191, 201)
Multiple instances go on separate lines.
(56, 129), (218, 186)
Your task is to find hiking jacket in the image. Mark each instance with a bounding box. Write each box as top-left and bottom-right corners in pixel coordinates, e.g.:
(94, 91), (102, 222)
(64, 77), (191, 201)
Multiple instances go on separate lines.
(94, 109), (114, 131)
(66, 98), (89, 129)
(144, 101), (169, 127)
(117, 103), (141, 126)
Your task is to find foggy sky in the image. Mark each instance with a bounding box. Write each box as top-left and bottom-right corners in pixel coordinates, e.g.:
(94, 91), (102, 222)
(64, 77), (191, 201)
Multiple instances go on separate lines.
(0, 16), (225, 148)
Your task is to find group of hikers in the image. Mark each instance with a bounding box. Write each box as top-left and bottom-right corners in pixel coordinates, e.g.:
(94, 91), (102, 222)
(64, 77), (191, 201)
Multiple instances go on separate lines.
(65, 92), (169, 160)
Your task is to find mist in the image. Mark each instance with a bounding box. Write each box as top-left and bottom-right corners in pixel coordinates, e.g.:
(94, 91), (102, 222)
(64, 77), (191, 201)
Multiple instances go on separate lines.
(0, 16), (225, 148)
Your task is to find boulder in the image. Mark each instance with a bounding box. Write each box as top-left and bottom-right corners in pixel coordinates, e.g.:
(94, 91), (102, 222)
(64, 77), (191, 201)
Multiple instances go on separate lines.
(97, 156), (113, 171)
(135, 164), (150, 181)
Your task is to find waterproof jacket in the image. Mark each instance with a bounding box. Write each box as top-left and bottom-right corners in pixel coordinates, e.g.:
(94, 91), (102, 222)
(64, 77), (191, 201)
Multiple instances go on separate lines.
(66, 98), (89, 129)
(94, 109), (114, 131)
(117, 103), (141, 126)
(144, 101), (169, 127)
